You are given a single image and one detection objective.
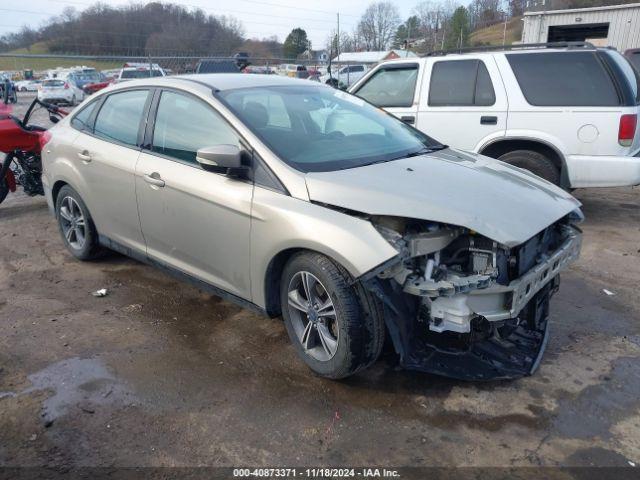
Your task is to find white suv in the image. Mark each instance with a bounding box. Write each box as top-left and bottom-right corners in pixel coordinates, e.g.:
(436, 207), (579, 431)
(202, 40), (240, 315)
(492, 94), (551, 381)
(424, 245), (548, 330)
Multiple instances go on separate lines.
(321, 65), (369, 89)
(350, 44), (640, 188)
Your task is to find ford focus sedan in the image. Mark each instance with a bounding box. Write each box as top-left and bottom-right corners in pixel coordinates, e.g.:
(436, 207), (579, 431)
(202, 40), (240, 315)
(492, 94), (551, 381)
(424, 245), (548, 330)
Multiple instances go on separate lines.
(42, 74), (583, 380)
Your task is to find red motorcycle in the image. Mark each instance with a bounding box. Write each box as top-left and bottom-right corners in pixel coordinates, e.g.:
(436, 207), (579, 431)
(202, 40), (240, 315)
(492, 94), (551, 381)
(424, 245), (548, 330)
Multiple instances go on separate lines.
(0, 99), (67, 205)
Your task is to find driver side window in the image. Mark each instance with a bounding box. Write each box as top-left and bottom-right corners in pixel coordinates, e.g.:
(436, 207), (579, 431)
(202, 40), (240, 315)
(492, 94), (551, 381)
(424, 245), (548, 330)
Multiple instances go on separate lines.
(151, 90), (240, 164)
(355, 65), (418, 108)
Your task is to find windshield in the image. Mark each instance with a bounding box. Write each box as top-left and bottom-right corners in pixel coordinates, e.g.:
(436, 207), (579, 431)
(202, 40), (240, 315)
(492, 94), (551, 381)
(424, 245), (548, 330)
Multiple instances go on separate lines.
(74, 72), (101, 85)
(121, 69), (163, 79)
(219, 85), (443, 172)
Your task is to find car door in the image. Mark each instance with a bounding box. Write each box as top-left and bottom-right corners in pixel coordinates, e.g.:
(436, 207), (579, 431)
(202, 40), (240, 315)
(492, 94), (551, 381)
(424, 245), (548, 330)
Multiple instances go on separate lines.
(70, 88), (150, 253)
(352, 62), (422, 127)
(135, 89), (253, 299)
(416, 57), (507, 151)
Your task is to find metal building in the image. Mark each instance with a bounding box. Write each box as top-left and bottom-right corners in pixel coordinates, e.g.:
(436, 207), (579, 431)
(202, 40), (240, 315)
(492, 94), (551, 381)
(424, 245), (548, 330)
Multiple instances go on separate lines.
(522, 3), (640, 52)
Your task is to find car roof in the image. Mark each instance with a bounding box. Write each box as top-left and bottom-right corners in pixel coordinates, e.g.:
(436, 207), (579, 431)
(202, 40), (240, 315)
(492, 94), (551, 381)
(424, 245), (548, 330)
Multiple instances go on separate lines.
(379, 47), (611, 65)
(109, 73), (324, 92)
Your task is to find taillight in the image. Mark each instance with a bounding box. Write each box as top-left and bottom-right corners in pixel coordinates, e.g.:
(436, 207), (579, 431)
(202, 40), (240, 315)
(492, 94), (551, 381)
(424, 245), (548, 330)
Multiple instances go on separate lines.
(39, 131), (52, 152)
(64, 82), (69, 89)
(619, 114), (637, 147)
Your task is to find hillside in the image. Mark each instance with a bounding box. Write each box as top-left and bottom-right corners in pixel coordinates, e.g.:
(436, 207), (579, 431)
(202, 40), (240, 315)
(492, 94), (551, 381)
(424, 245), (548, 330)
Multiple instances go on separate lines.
(470, 17), (523, 46)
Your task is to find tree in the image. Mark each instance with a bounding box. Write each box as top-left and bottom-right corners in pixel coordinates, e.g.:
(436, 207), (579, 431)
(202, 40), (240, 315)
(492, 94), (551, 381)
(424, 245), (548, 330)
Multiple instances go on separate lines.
(444, 6), (470, 50)
(413, 0), (458, 51)
(283, 28), (309, 59)
(392, 16), (421, 48)
(357, 2), (401, 51)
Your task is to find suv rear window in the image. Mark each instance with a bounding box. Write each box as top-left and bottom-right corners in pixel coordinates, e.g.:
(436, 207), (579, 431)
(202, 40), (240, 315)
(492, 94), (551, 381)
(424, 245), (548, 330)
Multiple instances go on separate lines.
(507, 52), (620, 107)
(428, 60), (496, 107)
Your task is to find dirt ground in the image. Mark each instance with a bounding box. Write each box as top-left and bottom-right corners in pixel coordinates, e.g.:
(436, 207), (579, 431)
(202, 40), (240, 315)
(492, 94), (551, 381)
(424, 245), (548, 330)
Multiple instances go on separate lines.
(1, 93), (640, 471)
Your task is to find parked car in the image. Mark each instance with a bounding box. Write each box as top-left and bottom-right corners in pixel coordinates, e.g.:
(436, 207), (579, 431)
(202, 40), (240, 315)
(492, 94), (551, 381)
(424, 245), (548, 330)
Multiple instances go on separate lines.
(37, 78), (82, 105)
(625, 48), (640, 72)
(280, 64), (308, 79)
(67, 69), (103, 91)
(15, 79), (42, 92)
(42, 74), (583, 381)
(350, 43), (640, 188)
(321, 64), (369, 88)
(195, 59), (240, 74)
(83, 78), (114, 95)
(116, 63), (166, 82)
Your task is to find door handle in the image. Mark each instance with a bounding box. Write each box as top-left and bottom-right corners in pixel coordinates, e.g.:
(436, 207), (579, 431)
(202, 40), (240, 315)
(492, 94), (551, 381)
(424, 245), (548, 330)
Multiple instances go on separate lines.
(143, 172), (165, 188)
(77, 150), (92, 162)
(400, 115), (415, 125)
(480, 116), (498, 125)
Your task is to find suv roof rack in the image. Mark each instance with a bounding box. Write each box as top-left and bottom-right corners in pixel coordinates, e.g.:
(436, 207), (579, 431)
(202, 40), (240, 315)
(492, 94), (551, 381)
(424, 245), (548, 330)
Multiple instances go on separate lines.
(425, 41), (596, 57)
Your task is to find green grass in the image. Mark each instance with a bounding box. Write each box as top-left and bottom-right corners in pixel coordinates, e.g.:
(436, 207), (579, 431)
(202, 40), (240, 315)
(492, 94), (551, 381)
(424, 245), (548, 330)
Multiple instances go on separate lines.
(1, 42), (122, 75)
(470, 17), (523, 46)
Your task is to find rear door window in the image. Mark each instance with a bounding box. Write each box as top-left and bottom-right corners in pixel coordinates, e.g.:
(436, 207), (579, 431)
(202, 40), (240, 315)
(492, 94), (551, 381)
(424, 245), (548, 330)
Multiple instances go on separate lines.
(507, 52), (620, 106)
(94, 89), (149, 146)
(71, 100), (98, 132)
(355, 64), (418, 107)
(428, 60), (496, 107)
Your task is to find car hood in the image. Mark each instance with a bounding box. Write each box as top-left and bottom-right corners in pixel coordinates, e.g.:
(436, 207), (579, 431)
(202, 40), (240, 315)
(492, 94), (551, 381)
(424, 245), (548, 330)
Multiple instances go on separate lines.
(305, 149), (581, 247)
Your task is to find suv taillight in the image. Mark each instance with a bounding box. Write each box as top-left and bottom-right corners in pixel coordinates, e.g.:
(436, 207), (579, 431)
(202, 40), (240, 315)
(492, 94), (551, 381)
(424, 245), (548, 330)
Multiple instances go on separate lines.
(619, 114), (637, 147)
(64, 82), (69, 89)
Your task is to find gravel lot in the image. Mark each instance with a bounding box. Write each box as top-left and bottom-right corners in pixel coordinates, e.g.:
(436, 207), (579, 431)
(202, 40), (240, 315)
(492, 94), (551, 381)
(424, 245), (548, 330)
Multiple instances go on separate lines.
(1, 92), (640, 471)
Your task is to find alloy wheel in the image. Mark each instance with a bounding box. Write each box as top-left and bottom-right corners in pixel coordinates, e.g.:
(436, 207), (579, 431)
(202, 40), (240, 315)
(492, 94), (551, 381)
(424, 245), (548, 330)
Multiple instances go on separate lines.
(287, 271), (339, 362)
(59, 196), (86, 250)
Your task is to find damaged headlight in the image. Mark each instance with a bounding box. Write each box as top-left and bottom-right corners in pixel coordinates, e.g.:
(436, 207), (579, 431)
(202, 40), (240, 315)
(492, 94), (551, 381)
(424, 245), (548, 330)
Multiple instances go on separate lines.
(372, 216), (510, 333)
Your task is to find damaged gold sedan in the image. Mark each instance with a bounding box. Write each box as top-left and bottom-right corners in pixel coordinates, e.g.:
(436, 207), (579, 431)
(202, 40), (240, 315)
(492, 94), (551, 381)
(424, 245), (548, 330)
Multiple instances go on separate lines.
(42, 74), (582, 381)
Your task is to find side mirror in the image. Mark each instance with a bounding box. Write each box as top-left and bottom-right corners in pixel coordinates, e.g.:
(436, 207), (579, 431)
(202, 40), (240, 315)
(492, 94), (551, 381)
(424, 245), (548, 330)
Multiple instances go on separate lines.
(196, 145), (246, 176)
(49, 115), (60, 124)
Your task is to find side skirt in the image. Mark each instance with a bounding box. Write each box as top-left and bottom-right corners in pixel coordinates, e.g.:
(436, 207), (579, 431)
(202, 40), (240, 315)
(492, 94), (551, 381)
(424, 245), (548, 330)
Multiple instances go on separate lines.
(98, 234), (268, 317)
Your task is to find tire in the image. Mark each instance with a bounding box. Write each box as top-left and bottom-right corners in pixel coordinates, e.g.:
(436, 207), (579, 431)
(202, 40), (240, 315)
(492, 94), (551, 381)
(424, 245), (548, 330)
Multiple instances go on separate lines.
(55, 185), (103, 260)
(280, 252), (385, 379)
(0, 177), (9, 205)
(70, 94), (76, 106)
(498, 150), (560, 185)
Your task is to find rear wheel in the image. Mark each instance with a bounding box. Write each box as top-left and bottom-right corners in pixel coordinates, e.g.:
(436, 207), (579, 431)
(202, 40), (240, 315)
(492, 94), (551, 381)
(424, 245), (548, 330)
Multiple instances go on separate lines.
(498, 150), (560, 185)
(280, 252), (385, 379)
(55, 185), (103, 260)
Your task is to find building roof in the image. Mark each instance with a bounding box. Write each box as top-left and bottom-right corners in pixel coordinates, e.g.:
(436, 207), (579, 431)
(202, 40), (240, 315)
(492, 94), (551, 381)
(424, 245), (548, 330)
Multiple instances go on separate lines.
(524, 2), (640, 16)
(332, 50), (417, 63)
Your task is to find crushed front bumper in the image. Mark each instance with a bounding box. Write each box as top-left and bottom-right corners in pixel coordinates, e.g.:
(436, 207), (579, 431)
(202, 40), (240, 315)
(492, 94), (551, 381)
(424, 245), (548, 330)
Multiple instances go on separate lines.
(363, 226), (582, 381)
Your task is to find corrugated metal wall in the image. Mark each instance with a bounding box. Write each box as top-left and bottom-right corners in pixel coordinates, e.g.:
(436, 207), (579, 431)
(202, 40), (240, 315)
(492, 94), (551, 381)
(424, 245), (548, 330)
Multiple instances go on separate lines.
(522, 5), (640, 51)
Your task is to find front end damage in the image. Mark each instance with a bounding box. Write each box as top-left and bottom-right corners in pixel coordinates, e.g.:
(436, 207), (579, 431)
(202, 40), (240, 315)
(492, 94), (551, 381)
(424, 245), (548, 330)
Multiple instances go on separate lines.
(360, 214), (582, 381)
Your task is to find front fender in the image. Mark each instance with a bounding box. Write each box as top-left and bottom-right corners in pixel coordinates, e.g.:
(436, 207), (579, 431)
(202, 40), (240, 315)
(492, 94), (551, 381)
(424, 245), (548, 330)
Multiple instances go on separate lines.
(250, 187), (398, 308)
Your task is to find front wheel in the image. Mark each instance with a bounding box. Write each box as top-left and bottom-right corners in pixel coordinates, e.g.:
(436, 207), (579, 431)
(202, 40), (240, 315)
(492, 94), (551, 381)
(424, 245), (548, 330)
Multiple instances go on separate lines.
(280, 252), (385, 379)
(55, 185), (104, 260)
(0, 177), (9, 204)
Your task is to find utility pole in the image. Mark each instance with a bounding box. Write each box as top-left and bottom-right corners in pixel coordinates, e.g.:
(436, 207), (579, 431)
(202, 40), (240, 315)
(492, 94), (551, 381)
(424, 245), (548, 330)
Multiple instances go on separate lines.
(502, 13), (508, 46)
(337, 12), (340, 60)
(406, 21), (411, 57)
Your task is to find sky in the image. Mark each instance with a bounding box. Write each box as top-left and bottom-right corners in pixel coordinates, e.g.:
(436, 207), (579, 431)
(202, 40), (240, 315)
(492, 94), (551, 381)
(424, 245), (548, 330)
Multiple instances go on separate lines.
(0, 0), (452, 50)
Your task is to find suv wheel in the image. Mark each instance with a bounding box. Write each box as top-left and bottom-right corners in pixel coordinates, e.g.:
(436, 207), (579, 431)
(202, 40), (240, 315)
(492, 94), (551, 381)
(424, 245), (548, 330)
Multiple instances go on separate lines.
(280, 252), (384, 379)
(55, 185), (103, 260)
(498, 150), (560, 185)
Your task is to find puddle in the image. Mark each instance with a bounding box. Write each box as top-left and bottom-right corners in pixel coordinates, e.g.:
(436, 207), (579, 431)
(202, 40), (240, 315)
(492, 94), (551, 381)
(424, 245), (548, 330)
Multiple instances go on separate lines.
(24, 356), (137, 424)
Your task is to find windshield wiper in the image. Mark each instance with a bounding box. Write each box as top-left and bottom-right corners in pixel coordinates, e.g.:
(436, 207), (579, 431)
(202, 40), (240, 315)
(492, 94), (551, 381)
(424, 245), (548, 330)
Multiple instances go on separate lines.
(402, 144), (448, 159)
